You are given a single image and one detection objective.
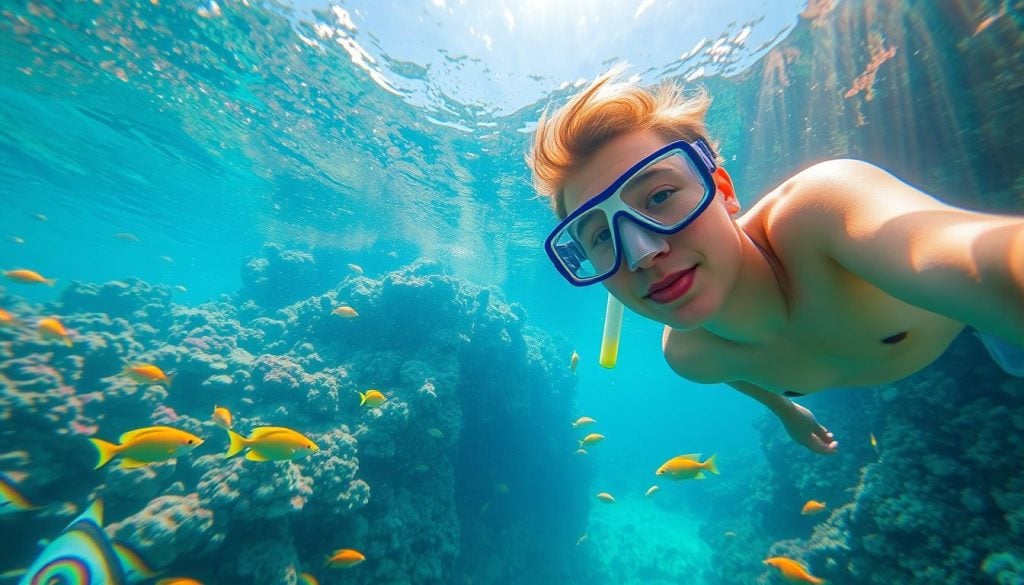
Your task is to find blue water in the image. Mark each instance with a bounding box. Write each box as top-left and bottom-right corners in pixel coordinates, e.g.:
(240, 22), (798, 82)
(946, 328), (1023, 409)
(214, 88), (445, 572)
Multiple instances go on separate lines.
(2, 1), (1023, 584)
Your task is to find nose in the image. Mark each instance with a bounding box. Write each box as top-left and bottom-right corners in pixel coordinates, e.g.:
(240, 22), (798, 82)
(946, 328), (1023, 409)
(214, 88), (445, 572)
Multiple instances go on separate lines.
(618, 219), (669, 271)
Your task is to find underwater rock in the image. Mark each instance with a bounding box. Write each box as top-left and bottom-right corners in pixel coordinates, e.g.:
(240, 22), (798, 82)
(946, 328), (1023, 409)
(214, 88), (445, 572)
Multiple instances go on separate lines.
(107, 493), (214, 568)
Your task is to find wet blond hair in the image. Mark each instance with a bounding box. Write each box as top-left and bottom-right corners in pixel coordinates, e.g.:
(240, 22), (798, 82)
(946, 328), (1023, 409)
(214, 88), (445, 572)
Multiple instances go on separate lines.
(528, 70), (718, 218)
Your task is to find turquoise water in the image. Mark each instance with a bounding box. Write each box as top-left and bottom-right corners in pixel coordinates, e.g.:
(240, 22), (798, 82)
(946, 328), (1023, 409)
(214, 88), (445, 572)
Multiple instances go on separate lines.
(2, 1), (1023, 584)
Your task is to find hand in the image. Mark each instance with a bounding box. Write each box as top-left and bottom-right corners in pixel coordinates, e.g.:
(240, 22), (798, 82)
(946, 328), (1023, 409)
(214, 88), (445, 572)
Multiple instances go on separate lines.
(781, 402), (838, 455)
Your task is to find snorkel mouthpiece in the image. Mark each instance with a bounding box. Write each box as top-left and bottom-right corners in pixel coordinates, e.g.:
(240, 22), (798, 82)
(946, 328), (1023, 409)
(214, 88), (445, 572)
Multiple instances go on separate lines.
(619, 220), (668, 270)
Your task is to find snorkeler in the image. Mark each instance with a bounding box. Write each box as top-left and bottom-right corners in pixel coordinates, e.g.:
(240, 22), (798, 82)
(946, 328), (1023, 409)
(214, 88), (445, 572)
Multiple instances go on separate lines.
(528, 71), (1024, 454)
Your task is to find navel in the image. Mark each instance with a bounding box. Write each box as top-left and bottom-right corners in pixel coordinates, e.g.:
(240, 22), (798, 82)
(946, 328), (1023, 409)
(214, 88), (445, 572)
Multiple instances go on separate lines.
(881, 331), (908, 344)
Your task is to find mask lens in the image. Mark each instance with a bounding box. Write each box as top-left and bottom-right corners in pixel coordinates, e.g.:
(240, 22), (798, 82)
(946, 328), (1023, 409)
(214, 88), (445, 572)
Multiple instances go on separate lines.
(619, 151), (710, 226)
(552, 209), (616, 280)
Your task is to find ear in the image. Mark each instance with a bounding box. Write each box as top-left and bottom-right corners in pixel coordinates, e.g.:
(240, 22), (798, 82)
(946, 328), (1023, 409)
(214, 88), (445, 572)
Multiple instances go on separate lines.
(712, 167), (740, 215)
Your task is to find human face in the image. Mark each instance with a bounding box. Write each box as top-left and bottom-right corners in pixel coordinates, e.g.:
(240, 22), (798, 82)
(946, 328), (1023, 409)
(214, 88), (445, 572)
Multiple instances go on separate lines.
(561, 131), (742, 329)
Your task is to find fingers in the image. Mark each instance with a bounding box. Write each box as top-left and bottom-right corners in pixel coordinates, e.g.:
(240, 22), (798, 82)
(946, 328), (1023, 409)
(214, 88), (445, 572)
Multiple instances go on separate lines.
(807, 433), (839, 455)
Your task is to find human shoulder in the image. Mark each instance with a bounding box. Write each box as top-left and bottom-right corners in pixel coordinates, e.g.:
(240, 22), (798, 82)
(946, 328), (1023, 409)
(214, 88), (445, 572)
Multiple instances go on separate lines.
(661, 326), (732, 384)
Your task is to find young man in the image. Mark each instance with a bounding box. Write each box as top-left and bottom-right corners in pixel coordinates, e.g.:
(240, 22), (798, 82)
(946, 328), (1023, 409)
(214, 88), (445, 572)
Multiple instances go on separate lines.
(529, 73), (1024, 454)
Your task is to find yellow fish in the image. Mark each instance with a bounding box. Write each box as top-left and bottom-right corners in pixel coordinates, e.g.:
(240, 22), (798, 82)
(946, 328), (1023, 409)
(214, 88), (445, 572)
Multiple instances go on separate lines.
(0, 472), (37, 515)
(299, 573), (320, 585)
(333, 306), (358, 318)
(212, 405), (233, 429)
(122, 363), (172, 386)
(801, 500), (827, 516)
(578, 433), (604, 448)
(595, 492), (615, 503)
(8, 236), (25, 244)
(38, 317), (72, 347)
(571, 416), (596, 429)
(325, 548), (365, 568)
(359, 389), (387, 407)
(226, 426), (319, 462)
(644, 485), (660, 498)
(3, 269), (56, 286)
(570, 350), (579, 372)
(0, 308), (20, 328)
(90, 426), (204, 469)
(870, 432), (879, 454)
(763, 557), (826, 584)
(655, 453), (719, 480)
(156, 579), (204, 585)
(347, 263), (364, 275)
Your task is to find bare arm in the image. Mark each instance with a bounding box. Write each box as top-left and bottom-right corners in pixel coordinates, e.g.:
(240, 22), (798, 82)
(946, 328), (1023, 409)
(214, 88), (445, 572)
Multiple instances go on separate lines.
(728, 381), (838, 455)
(782, 159), (1024, 345)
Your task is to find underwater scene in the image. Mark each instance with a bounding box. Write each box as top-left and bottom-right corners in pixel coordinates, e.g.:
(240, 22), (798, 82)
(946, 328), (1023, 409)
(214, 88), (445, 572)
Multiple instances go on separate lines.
(1, 0), (1023, 584)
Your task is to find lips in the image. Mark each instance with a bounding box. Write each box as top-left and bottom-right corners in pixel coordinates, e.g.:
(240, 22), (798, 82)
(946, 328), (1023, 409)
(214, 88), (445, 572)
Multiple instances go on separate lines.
(646, 267), (697, 304)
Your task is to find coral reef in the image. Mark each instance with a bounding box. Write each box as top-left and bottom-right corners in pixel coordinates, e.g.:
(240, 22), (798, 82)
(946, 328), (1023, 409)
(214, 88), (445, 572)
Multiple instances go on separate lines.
(699, 333), (1024, 585)
(0, 251), (588, 584)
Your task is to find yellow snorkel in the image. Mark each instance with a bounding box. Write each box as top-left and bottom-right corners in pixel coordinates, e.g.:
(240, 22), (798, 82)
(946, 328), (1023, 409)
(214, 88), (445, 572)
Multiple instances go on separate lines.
(598, 293), (624, 368)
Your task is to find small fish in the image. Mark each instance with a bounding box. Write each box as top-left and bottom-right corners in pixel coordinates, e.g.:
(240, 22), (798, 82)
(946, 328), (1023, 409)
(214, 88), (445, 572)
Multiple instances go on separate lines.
(34, 213), (47, 221)
(156, 579), (204, 585)
(3, 269), (56, 286)
(575, 533), (588, 546)
(8, 236), (25, 244)
(333, 306), (358, 318)
(0, 472), (37, 515)
(426, 428), (443, 438)
(763, 556), (826, 584)
(801, 500), (827, 516)
(575, 449), (587, 456)
(359, 389), (387, 407)
(571, 416), (596, 429)
(158, 255), (174, 263)
(655, 453), (719, 480)
(123, 363), (172, 387)
(37, 317), (72, 347)
(90, 426), (204, 469)
(325, 548), (366, 568)
(347, 263), (364, 275)
(644, 485), (660, 498)
(299, 573), (320, 585)
(173, 285), (188, 293)
(973, 6), (1006, 36)
(723, 531), (737, 538)
(570, 350), (579, 372)
(870, 432), (878, 454)
(226, 426), (319, 462)
(595, 492), (615, 503)
(114, 232), (141, 242)
(494, 483), (510, 494)
(212, 405), (233, 429)
(0, 308), (20, 328)
(578, 433), (604, 448)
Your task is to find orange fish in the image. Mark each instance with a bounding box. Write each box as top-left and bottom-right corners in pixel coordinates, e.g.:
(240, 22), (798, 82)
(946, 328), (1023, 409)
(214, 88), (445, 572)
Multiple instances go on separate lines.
(37, 317), (72, 347)
(298, 573), (319, 585)
(801, 500), (826, 516)
(655, 453), (719, 480)
(122, 363), (172, 387)
(3, 269), (56, 286)
(333, 306), (358, 318)
(763, 557), (825, 584)
(156, 579), (204, 585)
(212, 405), (232, 429)
(0, 308), (20, 328)
(325, 548), (365, 568)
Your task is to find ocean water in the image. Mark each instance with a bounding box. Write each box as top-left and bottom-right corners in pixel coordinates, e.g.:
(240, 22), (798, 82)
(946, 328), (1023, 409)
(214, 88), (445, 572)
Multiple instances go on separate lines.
(1, 1), (1023, 584)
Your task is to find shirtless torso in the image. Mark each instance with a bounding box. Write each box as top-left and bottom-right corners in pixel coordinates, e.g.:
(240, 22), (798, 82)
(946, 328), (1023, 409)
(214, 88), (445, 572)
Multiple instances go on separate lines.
(663, 163), (966, 397)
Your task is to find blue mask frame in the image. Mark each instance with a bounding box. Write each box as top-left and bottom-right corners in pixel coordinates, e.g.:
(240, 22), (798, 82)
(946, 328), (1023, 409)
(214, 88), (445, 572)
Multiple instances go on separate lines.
(544, 139), (718, 286)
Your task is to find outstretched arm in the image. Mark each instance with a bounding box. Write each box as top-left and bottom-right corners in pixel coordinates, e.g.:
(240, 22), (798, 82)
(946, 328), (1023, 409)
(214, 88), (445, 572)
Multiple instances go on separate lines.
(782, 159), (1024, 345)
(728, 381), (838, 455)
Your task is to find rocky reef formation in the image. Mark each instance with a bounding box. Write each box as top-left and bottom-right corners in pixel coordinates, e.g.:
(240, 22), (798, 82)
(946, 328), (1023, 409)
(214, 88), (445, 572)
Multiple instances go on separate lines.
(698, 332), (1024, 585)
(0, 248), (589, 584)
